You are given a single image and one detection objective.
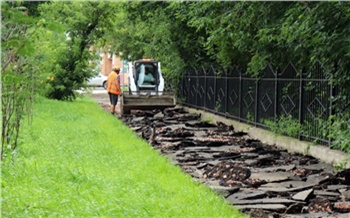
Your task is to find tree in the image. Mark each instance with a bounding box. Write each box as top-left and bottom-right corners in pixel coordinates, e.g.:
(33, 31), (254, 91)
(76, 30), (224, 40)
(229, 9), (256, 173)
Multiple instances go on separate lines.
(1, 1), (45, 160)
(107, 1), (212, 92)
(38, 1), (120, 100)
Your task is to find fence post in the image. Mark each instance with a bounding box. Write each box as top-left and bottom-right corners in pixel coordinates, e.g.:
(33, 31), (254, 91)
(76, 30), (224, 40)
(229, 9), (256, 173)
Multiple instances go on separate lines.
(274, 68), (279, 122)
(298, 67), (305, 141)
(190, 68), (193, 106)
(183, 70), (185, 104)
(204, 66), (206, 110)
(329, 81), (333, 147)
(194, 68), (198, 107)
(239, 70), (242, 122)
(329, 62), (338, 146)
(255, 78), (259, 126)
(214, 65), (217, 113)
(225, 68), (228, 118)
(189, 70), (192, 106)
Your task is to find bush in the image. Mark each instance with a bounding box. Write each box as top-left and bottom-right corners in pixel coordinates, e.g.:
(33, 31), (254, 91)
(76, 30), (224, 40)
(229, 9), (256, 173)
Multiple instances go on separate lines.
(44, 46), (96, 101)
(263, 115), (301, 138)
(327, 114), (350, 153)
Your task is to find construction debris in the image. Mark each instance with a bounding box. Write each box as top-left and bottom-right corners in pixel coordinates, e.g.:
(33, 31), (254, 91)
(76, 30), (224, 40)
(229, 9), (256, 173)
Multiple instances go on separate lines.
(119, 108), (350, 217)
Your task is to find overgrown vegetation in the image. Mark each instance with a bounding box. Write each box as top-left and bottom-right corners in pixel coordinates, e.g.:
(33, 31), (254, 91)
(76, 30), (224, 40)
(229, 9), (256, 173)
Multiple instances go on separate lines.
(38, 2), (120, 100)
(1, 97), (244, 217)
(323, 114), (350, 153)
(264, 113), (350, 154)
(263, 115), (302, 138)
(111, 2), (350, 87)
(1, 2), (44, 160)
(12, 1), (346, 99)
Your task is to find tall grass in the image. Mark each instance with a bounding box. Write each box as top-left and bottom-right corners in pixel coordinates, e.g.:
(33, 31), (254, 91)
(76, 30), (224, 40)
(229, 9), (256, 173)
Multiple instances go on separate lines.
(1, 97), (244, 217)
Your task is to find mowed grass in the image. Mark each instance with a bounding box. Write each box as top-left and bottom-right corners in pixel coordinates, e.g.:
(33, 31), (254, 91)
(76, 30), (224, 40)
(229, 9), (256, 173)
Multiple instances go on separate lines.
(1, 97), (245, 217)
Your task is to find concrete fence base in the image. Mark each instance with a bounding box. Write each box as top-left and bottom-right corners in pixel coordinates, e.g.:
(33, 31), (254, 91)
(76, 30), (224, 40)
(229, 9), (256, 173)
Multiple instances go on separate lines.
(183, 106), (350, 169)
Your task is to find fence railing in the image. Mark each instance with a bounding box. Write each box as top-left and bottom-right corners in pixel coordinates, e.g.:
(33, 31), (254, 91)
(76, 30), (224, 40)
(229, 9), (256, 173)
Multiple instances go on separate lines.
(178, 61), (350, 146)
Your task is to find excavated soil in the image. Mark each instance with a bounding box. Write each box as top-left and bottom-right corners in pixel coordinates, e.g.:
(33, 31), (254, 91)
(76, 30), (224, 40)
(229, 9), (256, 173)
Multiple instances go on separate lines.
(95, 95), (350, 218)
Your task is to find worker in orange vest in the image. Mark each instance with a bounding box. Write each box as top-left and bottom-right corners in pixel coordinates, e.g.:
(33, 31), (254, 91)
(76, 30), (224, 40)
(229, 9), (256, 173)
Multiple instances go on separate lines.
(107, 66), (121, 115)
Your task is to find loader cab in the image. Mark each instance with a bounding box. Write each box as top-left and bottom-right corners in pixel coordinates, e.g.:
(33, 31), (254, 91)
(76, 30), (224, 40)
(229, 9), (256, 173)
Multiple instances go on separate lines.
(127, 59), (165, 95)
(134, 60), (159, 91)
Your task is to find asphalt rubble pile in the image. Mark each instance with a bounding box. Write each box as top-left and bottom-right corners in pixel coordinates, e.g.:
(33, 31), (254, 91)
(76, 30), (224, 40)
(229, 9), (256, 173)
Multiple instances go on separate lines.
(119, 107), (350, 218)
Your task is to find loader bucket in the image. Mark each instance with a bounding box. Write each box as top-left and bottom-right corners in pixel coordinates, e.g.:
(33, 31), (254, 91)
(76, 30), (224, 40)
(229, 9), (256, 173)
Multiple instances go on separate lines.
(120, 92), (176, 115)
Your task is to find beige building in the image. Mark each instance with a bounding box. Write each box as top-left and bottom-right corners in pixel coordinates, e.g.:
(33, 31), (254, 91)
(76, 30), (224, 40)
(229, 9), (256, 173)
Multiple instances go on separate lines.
(100, 52), (128, 87)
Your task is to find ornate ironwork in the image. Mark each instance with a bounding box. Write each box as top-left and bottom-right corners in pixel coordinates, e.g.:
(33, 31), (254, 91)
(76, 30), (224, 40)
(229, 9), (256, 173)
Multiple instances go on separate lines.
(281, 96), (296, 116)
(229, 89), (238, 106)
(243, 92), (254, 108)
(261, 93), (273, 112)
(179, 62), (349, 147)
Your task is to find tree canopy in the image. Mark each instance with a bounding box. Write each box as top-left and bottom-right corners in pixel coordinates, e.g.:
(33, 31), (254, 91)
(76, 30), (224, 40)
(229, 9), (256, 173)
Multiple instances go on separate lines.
(8, 1), (350, 96)
(3, 1), (350, 99)
(110, 1), (350, 88)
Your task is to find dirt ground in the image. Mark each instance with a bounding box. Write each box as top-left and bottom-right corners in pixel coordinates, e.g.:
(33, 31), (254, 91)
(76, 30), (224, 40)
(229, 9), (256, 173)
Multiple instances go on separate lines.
(90, 91), (121, 115)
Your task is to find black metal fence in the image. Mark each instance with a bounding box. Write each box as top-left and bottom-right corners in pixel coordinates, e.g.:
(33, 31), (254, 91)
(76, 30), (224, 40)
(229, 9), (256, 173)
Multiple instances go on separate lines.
(179, 61), (350, 146)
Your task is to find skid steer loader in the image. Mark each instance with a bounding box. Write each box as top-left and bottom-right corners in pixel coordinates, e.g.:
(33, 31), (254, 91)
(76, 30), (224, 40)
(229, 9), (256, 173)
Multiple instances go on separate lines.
(120, 59), (176, 114)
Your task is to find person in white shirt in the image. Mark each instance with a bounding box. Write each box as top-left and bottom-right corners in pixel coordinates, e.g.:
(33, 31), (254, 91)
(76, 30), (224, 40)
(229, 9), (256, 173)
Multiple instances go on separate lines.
(143, 68), (155, 85)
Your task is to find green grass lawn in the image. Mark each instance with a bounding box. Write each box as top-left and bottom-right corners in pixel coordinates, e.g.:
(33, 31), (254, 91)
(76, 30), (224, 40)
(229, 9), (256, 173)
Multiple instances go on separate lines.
(1, 96), (245, 217)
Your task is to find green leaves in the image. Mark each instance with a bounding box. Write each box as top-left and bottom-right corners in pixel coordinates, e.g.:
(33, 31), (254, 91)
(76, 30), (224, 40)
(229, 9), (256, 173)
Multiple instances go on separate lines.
(1, 2), (47, 160)
(37, 1), (120, 100)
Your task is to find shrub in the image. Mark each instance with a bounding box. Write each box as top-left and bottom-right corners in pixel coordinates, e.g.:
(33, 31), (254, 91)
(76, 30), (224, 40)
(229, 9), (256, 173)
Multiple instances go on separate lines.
(263, 115), (301, 138)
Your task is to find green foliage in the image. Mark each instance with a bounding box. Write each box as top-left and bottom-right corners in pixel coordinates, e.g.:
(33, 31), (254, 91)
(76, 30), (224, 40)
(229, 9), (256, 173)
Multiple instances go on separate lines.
(1, 1), (46, 160)
(1, 97), (243, 217)
(203, 117), (213, 124)
(264, 113), (350, 154)
(111, 2), (189, 78)
(215, 100), (222, 112)
(334, 158), (350, 172)
(38, 2), (119, 100)
(263, 115), (301, 138)
(14, 1), (348, 99)
(246, 112), (254, 124)
(326, 114), (350, 153)
(106, 1), (350, 95)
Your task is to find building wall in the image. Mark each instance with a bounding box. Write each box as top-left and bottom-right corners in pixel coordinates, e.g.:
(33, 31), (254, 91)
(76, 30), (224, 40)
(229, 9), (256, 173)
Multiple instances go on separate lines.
(101, 52), (112, 76)
(100, 52), (128, 87)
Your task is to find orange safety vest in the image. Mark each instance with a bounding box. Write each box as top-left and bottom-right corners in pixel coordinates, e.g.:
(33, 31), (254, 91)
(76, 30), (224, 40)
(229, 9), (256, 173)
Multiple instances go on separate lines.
(107, 71), (121, 95)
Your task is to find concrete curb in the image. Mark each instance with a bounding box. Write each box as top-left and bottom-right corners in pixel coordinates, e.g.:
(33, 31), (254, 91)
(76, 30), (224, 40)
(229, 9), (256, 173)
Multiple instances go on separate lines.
(183, 106), (350, 169)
